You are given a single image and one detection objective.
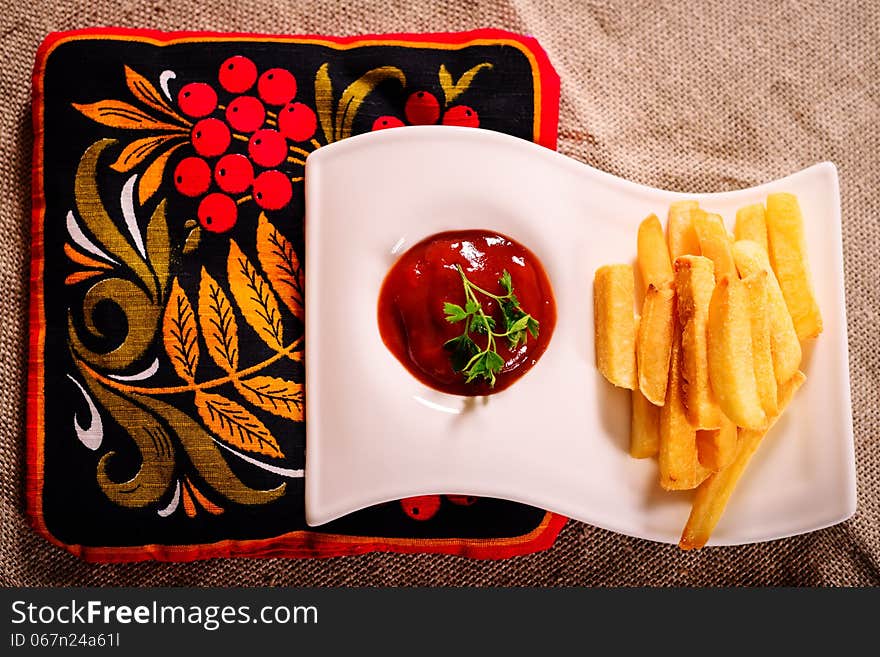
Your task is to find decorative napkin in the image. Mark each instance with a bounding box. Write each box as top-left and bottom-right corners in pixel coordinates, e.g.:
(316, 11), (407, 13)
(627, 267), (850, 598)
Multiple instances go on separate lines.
(27, 28), (564, 561)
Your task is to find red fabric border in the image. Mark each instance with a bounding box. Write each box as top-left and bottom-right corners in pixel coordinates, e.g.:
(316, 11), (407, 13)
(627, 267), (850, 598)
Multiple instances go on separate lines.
(27, 27), (566, 563)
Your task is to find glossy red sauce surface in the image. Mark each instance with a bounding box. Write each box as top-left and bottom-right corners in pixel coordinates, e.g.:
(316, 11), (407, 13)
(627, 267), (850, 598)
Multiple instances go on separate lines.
(377, 230), (556, 396)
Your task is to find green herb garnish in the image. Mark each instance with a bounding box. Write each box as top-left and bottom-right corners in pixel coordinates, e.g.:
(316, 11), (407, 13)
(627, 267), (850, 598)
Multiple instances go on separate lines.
(442, 265), (540, 387)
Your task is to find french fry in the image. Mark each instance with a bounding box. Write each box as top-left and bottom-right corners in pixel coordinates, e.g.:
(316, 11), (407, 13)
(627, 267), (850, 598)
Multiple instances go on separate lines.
(765, 193), (823, 340)
(693, 210), (737, 279)
(637, 283), (675, 405)
(637, 214), (674, 293)
(594, 264), (637, 389)
(732, 240), (802, 384)
(674, 255), (721, 429)
(742, 270), (778, 416)
(659, 322), (711, 490)
(631, 317), (660, 458)
(734, 203), (769, 254)
(667, 200), (701, 260)
(679, 371), (806, 550)
(696, 414), (737, 472)
(593, 194), (815, 551)
(707, 276), (766, 430)
(631, 387), (660, 458)
(630, 319), (659, 460)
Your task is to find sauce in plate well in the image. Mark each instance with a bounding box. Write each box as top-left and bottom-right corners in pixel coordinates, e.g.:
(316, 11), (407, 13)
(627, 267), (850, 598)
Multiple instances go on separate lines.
(377, 230), (556, 396)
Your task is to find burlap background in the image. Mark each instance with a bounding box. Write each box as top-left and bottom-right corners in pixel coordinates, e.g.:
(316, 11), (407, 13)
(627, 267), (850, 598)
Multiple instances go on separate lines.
(1, 0), (877, 586)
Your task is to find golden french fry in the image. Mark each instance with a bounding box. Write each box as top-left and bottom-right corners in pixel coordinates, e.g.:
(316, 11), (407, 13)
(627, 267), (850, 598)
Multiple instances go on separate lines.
(631, 389), (660, 459)
(594, 265), (637, 389)
(674, 255), (721, 429)
(631, 389), (660, 458)
(679, 371), (806, 550)
(732, 240), (802, 384)
(696, 414), (737, 472)
(659, 323), (711, 490)
(631, 317), (660, 458)
(734, 203), (769, 254)
(693, 210), (737, 279)
(667, 201), (701, 260)
(707, 276), (766, 430)
(637, 283), (675, 405)
(637, 214), (673, 293)
(742, 270), (778, 416)
(765, 193), (823, 341)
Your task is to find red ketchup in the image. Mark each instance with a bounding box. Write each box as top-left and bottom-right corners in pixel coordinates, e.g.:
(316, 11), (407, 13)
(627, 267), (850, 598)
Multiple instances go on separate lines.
(377, 230), (556, 396)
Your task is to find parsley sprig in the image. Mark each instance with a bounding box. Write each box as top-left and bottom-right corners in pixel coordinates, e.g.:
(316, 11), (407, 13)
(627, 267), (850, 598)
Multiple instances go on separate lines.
(442, 265), (540, 386)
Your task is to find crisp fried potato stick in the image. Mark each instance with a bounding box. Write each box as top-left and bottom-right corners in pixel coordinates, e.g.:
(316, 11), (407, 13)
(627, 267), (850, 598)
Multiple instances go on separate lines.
(631, 316), (660, 458)
(696, 414), (737, 472)
(667, 200), (701, 260)
(594, 265), (637, 389)
(679, 371), (806, 550)
(631, 387), (660, 458)
(707, 276), (766, 430)
(693, 210), (737, 279)
(659, 322), (711, 490)
(734, 203), (769, 254)
(742, 270), (778, 416)
(637, 214), (674, 293)
(674, 255), (721, 429)
(637, 283), (675, 405)
(732, 240), (802, 384)
(765, 193), (823, 341)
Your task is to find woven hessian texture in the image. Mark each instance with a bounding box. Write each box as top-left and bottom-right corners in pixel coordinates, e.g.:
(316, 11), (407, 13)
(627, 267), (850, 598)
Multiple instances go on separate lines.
(2, 0), (878, 586)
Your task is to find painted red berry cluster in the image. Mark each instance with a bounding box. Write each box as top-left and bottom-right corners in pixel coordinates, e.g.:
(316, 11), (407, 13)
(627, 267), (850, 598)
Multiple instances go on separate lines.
(173, 56), (319, 233)
(399, 494), (478, 521)
(372, 89), (480, 132)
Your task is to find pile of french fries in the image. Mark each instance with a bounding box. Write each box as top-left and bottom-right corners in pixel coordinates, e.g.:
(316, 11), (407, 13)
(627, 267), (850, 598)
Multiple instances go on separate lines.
(593, 193), (822, 549)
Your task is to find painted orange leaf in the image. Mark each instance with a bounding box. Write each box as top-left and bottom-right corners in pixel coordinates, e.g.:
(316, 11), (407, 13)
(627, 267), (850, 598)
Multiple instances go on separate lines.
(72, 100), (185, 131)
(162, 278), (199, 382)
(138, 142), (184, 205)
(256, 214), (304, 321)
(64, 270), (104, 286)
(64, 243), (113, 270)
(194, 391), (284, 459)
(110, 134), (183, 172)
(227, 240), (284, 351)
(198, 267), (239, 373)
(185, 478), (224, 515)
(124, 65), (190, 125)
(181, 484), (197, 518)
(236, 376), (304, 422)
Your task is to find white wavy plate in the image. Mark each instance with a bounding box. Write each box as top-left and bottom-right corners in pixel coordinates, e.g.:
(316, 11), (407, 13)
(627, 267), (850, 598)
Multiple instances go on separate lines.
(303, 126), (855, 546)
